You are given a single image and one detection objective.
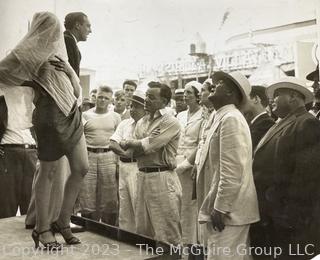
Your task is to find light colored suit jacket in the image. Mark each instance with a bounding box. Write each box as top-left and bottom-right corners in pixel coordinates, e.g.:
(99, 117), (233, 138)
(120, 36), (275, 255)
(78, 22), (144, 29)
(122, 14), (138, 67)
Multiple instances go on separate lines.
(198, 104), (260, 225)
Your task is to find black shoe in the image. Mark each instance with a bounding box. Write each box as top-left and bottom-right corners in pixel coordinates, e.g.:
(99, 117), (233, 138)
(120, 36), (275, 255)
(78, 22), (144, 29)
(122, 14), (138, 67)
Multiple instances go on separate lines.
(51, 222), (81, 245)
(25, 224), (35, 230)
(31, 230), (62, 250)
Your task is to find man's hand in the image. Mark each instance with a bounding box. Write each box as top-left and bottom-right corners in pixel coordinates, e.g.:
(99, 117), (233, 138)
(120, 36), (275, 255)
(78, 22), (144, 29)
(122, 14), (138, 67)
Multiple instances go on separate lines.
(119, 140), (129, 150)
(210, 209), (229, 232)
(49, 55), (73, 77)
(120, 140), (141, 150)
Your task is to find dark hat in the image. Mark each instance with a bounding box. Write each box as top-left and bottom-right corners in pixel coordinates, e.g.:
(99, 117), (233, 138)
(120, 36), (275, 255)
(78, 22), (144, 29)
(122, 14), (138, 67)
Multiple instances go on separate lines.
(306, 65), (319, 81)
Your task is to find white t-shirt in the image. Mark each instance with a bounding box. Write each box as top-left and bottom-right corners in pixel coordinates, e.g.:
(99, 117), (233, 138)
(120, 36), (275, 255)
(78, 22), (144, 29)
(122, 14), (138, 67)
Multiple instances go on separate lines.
(83, 108), (121, 148)
(1, 86), (36, 145)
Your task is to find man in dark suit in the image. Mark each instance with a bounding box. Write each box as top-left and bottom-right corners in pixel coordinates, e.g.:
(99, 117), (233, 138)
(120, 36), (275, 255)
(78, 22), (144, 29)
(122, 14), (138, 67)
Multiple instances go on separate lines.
(64, 12), (92, 76)
(253, 77), (320, 260)
(306, 65), (320, 118)
(242, 85), (275, 151)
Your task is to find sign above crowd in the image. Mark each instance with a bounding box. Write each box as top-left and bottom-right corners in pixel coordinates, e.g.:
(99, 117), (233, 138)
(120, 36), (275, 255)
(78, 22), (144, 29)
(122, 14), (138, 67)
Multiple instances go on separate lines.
(139, 44), (294, 79)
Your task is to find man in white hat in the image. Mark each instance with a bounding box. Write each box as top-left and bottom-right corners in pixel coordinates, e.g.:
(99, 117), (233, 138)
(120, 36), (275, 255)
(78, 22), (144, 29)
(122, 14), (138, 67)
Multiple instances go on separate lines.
(174, 88), (188, 115)
(253, 77), (320, 259)
(198, 71), (259, 260)
(109, 90), (146, 232)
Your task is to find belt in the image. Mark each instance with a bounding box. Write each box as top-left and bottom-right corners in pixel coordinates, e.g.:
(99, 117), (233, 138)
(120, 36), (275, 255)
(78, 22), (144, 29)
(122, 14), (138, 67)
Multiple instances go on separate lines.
(119, 157), (137, 163)
(87, 147), (111, 153)
(139, 166), (171, 173)
(1, 144), (37, 149)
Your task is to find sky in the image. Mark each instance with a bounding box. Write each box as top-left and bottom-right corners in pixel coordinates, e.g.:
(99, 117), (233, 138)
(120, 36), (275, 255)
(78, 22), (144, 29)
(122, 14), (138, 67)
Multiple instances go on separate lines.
(1, 0), (318, 88)
(74, 0), (318, 86)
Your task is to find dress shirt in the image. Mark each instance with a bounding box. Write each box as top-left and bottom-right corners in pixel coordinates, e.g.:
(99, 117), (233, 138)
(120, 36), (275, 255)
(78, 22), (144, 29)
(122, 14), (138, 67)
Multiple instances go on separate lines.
(134, 108), (181, 169)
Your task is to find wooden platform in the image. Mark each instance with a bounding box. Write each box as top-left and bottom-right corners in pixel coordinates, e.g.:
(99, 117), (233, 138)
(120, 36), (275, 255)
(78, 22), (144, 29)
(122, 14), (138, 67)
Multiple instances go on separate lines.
(0, 216), (180, 260)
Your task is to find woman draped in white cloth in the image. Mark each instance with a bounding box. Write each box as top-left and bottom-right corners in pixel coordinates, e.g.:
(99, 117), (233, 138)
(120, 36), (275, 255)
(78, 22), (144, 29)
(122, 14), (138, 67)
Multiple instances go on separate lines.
(0, 12), (88, 250)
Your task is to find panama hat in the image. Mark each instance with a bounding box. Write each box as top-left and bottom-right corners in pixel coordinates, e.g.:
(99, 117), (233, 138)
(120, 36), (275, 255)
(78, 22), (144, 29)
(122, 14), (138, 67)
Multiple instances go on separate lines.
(212, 71), (251, 104)
(266, 77), (314, 104)
(129, 90), (146, 106)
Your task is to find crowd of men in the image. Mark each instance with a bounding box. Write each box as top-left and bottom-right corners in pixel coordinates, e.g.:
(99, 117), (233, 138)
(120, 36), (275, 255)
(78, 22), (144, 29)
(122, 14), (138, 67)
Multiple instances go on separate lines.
(0, 11), (320, 260)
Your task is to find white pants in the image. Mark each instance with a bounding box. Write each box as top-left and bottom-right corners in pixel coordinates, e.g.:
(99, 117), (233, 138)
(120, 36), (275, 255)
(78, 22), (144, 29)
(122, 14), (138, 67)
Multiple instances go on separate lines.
(118, 161), (138, 232)
(79, 151), (118, 215)
(135, 170), (182, 245)
(206, 224), (253, 260)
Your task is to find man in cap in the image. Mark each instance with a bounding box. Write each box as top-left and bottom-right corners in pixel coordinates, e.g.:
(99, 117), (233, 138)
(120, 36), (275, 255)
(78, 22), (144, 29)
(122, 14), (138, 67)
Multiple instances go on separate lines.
(109, 90), (146, 232)
(120, 81), (182, 246)
(174, 88), (188, 115)
(242, 85), (275, 151)
(198, 71), (259, 260)
(253, 77), (320, 259)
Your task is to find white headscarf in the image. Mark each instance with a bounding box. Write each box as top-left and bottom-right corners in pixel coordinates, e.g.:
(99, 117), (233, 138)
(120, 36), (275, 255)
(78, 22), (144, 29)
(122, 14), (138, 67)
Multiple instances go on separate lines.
(0, 12), (79, 116)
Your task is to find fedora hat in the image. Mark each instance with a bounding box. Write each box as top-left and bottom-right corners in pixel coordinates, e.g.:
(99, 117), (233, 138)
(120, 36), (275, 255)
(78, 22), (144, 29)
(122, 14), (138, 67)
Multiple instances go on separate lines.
(129, 90), (145, 106)
(306, 65), (319, 81)
(212, 71), (251, 104)
(266, 77), (314, 104)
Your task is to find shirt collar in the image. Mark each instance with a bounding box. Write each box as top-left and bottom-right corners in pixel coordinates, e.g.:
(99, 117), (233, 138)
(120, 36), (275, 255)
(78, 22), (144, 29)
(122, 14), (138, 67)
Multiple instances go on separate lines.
(128, 117), (136, 125)
(215, 104), (236, 116)
(250, 111), (267, 125)
(68, 31), (78, 43)
(148, 108), (168, 121)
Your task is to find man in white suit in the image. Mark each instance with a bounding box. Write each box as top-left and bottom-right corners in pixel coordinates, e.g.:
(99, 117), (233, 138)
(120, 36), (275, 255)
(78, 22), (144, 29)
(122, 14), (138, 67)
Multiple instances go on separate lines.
(198, 71), (260, 260)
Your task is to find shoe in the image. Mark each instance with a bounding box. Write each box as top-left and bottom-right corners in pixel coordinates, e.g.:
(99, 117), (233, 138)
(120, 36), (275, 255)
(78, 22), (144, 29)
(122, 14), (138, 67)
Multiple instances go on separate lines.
(25, 224), (35, 230)
(31, 230), (62, 250)
(51, 222), (81, 245)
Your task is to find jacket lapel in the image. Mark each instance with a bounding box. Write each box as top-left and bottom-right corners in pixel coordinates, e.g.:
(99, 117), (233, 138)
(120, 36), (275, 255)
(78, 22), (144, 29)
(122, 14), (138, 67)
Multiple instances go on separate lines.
(197, 106), (232, 174)
(254, 114), (296, 153)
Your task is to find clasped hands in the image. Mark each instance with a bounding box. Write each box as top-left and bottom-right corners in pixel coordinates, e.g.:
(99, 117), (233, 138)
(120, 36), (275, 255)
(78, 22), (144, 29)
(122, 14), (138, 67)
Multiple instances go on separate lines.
(119, 139), (138, 150)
